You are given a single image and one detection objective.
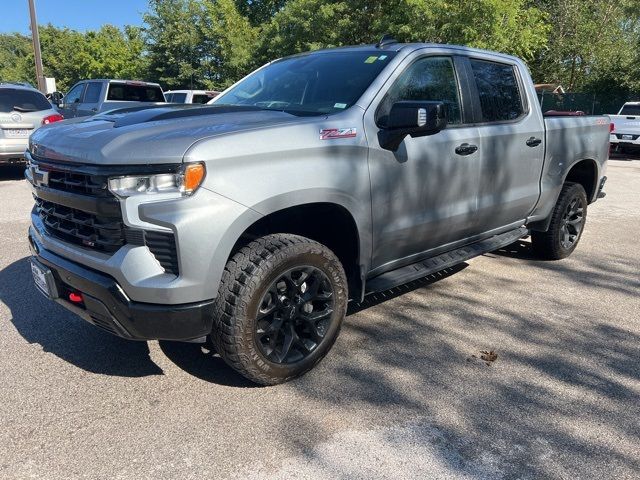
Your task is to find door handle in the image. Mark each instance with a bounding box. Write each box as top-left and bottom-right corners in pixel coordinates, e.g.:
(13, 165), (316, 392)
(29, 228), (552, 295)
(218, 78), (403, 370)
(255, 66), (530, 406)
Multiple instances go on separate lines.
(526, 137), (542, 147)
(91, 107), (98, 112)
(455, 143), (478, 156)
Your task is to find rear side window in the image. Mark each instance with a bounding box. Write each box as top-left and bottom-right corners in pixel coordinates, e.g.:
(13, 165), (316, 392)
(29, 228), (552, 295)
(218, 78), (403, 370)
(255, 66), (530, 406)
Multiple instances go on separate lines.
(169, 93), (187, 103)
(0, 88), (51, 113)
(192, 94), (211, 104)
(107, 84), (164, 102)
(619, 105), (640, 116)
(470, 59), (524, 122)
(377, 56), (462, 126)
(83, 82), (103, 103)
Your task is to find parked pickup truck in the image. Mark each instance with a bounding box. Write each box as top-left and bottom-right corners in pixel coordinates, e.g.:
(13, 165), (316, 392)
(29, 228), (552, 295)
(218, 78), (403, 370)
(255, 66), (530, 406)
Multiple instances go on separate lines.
(609, 102), (640, 153)
(165, 89), (220, 104)
(26, 40), (609, 385)
(54, 79), (166, 119)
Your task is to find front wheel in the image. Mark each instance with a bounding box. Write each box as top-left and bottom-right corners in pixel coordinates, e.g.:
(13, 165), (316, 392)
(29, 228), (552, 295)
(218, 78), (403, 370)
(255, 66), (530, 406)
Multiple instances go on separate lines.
(531, 182), (588, 260)
(211, 234), (348, 385)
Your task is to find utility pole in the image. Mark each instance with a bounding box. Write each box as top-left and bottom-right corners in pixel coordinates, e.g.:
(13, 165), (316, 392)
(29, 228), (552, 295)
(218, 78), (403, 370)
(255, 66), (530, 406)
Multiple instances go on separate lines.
(28, 0), (46, 92)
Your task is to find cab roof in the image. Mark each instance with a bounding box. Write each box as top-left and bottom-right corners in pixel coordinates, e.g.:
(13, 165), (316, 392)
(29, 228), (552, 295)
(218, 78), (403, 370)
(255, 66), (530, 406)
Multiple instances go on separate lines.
(293, 42), (523, 65)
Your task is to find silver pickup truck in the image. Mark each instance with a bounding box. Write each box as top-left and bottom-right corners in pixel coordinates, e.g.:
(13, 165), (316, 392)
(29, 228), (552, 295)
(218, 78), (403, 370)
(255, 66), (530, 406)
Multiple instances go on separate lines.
(54, 79), (166, 119)
(26, 40), (609, 385)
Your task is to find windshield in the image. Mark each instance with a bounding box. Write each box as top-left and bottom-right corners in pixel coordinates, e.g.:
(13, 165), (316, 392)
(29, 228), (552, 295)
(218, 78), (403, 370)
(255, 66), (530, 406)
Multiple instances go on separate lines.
(620, 104), (640, 116)
(0, 88), (51, 113)
(215, 51), (397, 116)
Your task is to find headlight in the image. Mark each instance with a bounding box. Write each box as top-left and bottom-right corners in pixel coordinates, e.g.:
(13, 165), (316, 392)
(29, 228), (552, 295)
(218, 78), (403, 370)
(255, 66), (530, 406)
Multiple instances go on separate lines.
(108, 163), (205, 198)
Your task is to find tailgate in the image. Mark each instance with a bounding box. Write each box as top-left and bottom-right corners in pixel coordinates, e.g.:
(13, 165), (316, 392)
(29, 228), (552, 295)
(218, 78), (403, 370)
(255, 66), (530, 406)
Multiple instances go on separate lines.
(610, 114), (640, 134)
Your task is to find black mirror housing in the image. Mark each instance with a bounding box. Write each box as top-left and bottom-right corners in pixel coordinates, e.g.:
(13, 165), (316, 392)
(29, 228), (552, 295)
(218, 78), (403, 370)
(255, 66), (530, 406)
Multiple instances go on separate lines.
(50, 91), (62, 106)
(379, 101), (447, 151)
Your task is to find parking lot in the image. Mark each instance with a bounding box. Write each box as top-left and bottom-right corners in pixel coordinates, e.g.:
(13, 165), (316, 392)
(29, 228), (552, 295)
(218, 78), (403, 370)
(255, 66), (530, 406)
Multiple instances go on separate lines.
(0, 158), (638, 479)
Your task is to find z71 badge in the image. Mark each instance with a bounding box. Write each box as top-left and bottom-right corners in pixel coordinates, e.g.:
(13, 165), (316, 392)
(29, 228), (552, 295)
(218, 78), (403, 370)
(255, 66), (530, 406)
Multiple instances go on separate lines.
(319, 128), (357, 140)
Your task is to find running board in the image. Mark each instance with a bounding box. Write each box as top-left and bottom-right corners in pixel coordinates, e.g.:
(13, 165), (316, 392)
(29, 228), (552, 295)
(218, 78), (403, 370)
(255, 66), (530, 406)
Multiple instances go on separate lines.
(366, 227), (528, 294)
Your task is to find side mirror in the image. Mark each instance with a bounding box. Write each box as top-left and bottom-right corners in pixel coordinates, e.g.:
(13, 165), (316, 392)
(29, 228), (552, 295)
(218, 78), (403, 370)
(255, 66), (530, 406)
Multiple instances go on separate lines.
(50, 91), (62, 106)
(378, 101), (447, 151)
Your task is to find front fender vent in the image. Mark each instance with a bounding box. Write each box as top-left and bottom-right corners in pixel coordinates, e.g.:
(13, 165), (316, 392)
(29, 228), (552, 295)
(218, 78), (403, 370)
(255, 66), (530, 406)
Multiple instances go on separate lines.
(125, 229), (179, 276)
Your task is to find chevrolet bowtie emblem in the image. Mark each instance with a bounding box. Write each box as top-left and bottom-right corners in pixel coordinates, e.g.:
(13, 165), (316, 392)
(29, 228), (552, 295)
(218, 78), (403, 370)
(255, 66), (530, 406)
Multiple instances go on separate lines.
(31, 165), (49, 188)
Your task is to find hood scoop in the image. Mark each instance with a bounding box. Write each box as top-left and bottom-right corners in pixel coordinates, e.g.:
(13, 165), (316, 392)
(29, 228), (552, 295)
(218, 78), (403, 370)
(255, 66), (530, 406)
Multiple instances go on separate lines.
(91, 104), (265, 128)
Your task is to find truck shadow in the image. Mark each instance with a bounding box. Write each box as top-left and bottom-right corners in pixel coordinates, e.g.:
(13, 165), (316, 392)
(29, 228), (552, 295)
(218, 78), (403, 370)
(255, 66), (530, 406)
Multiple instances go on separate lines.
(0, 165), (26, 181)
(1, 257), (163, 377)
(278, 244), (640, 478)
(0, 256), (262, 386)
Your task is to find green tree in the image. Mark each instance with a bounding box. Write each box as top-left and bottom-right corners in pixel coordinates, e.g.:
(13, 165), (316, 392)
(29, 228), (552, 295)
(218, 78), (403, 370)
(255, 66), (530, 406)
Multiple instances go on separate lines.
(144, 0), (205, 89)
(201, 0), (257, 88)
(530, 0), (640, 91)
(0, 33), (34, 84)
(235, 0), (287, 26)
(144, 0), (256, 89)
(258, 0), (549, 63)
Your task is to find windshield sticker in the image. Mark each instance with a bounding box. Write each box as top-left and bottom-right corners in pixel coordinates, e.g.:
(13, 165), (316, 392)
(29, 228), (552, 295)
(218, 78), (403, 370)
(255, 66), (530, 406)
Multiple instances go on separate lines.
(379, 55), (388, 61)
(364, 56), (378, 64)
(320, 128), (357, 140)
(334, 103), (347, 109)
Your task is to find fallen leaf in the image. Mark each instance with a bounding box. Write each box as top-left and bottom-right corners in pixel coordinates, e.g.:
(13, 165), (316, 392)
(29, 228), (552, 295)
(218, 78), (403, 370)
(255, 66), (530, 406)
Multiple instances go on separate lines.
(480, 350), (498, 362)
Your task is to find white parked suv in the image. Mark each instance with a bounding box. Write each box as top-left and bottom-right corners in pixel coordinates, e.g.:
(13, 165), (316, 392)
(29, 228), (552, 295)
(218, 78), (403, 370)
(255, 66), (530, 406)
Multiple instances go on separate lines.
(609, 102), (640, 153)
(0, 82), (63, 165)
(165, 90), (220, 104)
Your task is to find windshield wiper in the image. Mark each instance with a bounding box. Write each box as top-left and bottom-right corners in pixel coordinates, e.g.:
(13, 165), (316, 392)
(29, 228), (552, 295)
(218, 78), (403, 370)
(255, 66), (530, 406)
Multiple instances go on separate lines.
(13, 106), (39, 112)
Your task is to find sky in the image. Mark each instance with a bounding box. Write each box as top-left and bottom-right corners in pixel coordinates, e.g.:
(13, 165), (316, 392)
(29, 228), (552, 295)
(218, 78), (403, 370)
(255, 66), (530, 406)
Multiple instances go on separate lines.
(3, 0), (149, 34)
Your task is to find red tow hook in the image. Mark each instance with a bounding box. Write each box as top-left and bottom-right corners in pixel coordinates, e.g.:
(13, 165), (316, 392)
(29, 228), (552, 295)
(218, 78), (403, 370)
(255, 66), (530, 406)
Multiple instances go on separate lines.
(68, 292), (84, 303)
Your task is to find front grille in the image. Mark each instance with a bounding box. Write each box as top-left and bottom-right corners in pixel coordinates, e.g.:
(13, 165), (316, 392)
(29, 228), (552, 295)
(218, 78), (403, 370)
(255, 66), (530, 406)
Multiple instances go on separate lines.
(31, 159), (180, 275)
(35, 197), (124, 252)
(47, 170), (111, 197)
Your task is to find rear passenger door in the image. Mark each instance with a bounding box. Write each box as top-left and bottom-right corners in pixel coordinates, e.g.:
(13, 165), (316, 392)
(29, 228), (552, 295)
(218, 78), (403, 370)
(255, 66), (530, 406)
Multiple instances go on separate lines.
(76, 81), (103, 116)
(466, 57), (546, 231)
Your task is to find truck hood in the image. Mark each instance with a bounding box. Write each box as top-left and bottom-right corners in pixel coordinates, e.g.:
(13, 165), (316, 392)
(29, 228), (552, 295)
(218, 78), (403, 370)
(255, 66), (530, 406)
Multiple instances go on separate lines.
(29, 105), (306, 165)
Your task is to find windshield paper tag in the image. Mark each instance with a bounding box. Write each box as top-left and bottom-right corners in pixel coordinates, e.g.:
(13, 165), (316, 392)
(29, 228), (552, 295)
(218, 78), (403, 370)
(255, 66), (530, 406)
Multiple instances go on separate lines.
(320, 128), (357, 140)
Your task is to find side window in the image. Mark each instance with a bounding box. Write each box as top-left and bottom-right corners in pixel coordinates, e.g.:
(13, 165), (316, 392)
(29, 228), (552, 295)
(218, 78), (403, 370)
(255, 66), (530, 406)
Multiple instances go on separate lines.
(65, 84), (85, 104)
(377, 56), (462, 127)
(470, 59), (523, 122)
(83, 82), (102, 103)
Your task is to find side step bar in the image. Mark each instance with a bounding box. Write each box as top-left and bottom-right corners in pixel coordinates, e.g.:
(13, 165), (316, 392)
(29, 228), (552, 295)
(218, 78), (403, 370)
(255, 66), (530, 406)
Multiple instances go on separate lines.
(365, 227), (528, 294)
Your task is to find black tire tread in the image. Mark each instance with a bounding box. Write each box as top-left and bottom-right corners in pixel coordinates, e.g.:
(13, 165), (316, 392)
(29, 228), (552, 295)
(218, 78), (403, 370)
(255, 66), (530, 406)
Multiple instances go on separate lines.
(211, 233), (346, 385)
(531, 182), (587, 260)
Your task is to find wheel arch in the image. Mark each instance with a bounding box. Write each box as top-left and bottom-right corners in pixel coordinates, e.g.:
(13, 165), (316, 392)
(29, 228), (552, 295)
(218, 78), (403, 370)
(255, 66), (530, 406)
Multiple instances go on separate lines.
(229, 199), (368, 301)
(563, 158), (599, 203)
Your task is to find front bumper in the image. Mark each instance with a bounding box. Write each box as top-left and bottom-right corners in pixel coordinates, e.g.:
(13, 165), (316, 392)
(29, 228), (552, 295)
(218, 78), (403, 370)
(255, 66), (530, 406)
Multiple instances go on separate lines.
(0, 139), (28, 163)
(28, 232), (215, 341)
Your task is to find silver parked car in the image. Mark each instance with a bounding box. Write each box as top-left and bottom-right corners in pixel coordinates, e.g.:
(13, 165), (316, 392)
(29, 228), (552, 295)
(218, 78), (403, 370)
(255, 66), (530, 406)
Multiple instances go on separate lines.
(0, 82), (63, 165)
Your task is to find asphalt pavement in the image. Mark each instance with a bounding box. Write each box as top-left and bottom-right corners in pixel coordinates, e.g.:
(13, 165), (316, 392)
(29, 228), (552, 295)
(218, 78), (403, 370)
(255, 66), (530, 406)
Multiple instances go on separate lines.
(0, 159), (638, 479)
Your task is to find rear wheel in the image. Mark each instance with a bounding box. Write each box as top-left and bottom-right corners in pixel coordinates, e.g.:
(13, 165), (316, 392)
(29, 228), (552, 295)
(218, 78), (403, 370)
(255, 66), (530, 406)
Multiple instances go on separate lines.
(531, 182), (588, 260)
(211, 234), (348, 385)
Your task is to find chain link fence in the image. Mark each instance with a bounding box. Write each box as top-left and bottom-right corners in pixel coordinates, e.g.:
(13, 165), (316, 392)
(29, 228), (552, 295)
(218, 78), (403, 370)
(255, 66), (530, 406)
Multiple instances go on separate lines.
(538, 91), (639, 115)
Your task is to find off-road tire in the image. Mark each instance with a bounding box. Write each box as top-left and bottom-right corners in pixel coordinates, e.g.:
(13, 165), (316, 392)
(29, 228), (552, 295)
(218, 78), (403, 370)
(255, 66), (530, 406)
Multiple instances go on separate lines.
(211, 234), (348, 385)
(531, 182), (588, 260)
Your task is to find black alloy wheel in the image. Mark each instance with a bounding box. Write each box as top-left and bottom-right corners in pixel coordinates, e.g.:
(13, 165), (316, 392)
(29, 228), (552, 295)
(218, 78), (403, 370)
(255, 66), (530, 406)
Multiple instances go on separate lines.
(559, 195), (585, 249)
(255, 266), (334, 364)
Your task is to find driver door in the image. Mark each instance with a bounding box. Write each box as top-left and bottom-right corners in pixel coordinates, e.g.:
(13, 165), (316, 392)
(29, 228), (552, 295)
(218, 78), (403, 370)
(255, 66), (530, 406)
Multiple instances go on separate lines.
(58, 83), (85, 119)
(364, 54), (482, 272)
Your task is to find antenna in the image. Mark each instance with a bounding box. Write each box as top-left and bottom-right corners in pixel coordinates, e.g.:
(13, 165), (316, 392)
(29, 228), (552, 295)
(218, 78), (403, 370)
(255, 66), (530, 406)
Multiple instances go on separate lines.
(376, 34), (398, 48)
